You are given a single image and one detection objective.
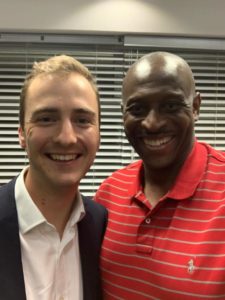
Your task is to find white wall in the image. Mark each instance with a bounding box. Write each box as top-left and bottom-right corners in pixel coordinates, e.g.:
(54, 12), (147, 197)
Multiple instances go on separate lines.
(0, 0), (224, 37)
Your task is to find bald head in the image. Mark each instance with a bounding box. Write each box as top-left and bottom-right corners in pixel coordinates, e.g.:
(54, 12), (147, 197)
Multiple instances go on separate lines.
(121, 51), (201, 173)
(122, 52), (196, 104)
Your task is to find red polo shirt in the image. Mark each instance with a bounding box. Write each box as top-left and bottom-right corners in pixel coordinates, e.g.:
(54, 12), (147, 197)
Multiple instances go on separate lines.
(95, 141), (225, 299)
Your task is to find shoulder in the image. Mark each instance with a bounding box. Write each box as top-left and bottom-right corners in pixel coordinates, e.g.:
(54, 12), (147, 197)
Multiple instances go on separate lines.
(95, 160), (142, 194)
(80, 195), (108, 239)
(198, 142), (225, 180)
(200, 142), (225, 163)
(100, 160), (142, 184)
(94, 160), (142, 207)
(0, 178), (16, 196)
(0, 178), (16, 204)
(0, 178), (17, 220)
(82, 195), (108, 219)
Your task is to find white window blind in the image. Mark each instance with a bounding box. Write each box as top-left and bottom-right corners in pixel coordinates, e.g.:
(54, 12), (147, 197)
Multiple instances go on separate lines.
(1, 33), (225, 196)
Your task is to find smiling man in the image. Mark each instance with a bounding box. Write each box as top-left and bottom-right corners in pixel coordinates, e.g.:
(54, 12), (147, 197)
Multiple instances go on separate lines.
(0, 55), (107, 300)
(95, 52), (225, 299)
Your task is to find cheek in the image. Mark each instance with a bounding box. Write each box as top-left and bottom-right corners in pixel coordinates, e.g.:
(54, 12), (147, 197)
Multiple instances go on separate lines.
(25, 126), (45, 151)
(25, 127), (35, 148)
(19, 125), (34, 150)
(24, 129), (35, 155)
(92, 130), (100, 146)
(86, 128), (100, 151)
(180, 113), (195, 129)
(176, 116), (195, 144)
(123, 116), (138, 133)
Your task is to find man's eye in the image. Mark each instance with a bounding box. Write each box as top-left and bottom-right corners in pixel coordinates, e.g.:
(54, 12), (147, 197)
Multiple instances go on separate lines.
(126, 104), (145, 116)
(78, 118), (89, 124)
(74, 116), (92, 127)
(35, 115), (57, 125)
(164, 102), (182, 112)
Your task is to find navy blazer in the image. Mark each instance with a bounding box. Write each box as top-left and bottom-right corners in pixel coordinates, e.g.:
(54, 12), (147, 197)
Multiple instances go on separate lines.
(0, 178), (107, 300)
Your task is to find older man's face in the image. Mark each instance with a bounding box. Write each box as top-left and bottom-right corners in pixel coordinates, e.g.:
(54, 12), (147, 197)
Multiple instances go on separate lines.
(122, 55), (200, 171)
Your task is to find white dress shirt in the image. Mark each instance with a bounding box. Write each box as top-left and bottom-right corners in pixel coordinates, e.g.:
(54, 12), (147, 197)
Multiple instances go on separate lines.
(15, 167), (85, 300)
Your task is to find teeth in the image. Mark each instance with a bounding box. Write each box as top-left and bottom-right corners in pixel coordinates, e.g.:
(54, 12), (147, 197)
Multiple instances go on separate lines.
(50, 154), (77, 161)
(144, 136), (172, 147)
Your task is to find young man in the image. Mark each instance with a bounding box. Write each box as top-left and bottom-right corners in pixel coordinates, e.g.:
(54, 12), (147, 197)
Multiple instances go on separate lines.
(95, 52), (225, 299)
(0, 55), (107, 300)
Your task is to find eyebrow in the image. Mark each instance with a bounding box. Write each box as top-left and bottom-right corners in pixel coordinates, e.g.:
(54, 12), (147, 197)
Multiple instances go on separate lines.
(32, 108), (57, 115)
(72, 108), (96, 116)
(30, 107), (97, 118)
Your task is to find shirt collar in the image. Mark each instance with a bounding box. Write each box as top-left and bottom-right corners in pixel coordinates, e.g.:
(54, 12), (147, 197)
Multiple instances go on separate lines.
(67, 192), (85, 229)
(15, 167), (85, 234)
(126, 160), (144, 199)
(167, 140), (207, 200)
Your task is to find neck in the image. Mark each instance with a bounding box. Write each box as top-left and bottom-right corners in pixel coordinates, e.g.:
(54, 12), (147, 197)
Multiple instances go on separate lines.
(143, 162), (183, 208)
(24, 169), (77, 238)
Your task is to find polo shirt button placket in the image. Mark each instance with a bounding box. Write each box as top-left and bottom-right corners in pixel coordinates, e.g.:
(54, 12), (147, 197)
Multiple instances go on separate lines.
(145, 217), (151, 224)
(136, 216), (153, 254)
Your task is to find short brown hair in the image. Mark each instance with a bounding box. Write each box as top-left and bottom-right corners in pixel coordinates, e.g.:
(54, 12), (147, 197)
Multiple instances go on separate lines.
(19, 54), (100, 129)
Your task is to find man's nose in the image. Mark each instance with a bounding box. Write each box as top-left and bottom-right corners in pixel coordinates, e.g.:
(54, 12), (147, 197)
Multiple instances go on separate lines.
(54, 120), (77, 145)
(141, 109), (164, 131)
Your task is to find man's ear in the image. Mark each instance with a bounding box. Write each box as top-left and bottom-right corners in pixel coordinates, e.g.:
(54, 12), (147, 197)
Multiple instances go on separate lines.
(18, 127), (26, 149)
(120, 102), (124, 113)
(193, 92), (201, 122)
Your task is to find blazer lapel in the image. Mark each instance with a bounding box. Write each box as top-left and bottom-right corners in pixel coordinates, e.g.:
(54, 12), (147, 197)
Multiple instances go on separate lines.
(78, 196), (103, 300)
(0, 179), (26, 300)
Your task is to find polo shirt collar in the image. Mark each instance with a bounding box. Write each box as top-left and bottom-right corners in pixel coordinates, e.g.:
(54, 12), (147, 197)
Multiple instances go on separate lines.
(168, 140), (207, 199)
(126, 160), (145, 199)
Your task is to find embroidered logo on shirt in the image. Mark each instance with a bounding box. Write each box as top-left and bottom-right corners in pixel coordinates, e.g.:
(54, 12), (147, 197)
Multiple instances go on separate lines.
(187, 258), (195, 274)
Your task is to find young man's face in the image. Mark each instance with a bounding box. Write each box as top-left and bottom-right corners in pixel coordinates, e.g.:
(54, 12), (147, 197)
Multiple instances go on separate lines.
(18, 73), (100, 190)
(122, 55), (200, 172)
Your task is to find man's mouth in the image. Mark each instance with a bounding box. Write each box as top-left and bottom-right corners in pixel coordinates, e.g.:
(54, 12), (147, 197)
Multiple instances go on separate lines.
(143, 136), (174, 148)
(49, 154), (80, 161)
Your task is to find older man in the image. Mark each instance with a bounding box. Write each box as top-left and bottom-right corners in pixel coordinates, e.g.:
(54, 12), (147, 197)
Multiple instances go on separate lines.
(95, 52), (225, 299)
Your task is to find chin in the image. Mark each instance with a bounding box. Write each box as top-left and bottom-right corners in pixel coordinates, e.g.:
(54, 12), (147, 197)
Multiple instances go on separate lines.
(51, 177), (80, 188)
(145, 158), (175, 170)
